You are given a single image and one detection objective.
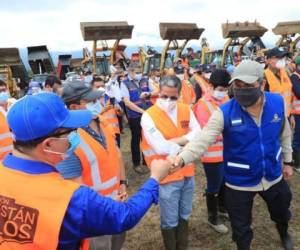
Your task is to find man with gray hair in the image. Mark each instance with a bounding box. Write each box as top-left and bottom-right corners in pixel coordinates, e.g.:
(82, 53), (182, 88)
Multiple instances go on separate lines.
(140, 75), (201, 250)
(170, 60), (294, 250)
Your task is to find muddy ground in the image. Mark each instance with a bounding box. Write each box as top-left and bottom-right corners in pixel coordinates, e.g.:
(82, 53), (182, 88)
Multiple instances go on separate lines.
(119, 129), (300, 250)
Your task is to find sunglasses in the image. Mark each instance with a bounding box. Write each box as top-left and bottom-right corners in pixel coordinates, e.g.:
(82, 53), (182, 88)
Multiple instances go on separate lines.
(160, 95), (178, 101)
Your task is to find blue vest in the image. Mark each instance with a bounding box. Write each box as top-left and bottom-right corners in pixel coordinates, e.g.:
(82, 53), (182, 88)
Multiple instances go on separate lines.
(123, 76), (152, 118)
(220, 92), (285, 187)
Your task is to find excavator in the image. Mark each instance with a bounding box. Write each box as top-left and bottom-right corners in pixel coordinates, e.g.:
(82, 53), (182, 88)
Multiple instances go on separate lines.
(0, 48), (29, 97)
(201, 21), (267, 68)
(80, 21), (134, 76)
(27, 45), (55, 85)
(141, 23), (204, 75)
(272, 20), (300, 54)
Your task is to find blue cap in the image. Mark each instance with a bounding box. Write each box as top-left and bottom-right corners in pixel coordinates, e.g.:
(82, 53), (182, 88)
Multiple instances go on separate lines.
(7, 92), (92, 142)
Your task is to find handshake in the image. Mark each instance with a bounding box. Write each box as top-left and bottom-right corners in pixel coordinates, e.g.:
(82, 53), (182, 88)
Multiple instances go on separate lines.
(149, 155), (184, 182)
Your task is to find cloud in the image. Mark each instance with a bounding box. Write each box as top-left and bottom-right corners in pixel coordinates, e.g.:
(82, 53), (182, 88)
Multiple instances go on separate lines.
(0, 0), (299, 52)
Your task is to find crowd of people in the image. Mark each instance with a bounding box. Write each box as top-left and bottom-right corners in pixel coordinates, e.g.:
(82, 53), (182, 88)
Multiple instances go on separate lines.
(0, 47), (300, 250)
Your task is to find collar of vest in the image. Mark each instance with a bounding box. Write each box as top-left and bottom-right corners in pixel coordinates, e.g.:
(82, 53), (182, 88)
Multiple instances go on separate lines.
(2, 154), (58, 174)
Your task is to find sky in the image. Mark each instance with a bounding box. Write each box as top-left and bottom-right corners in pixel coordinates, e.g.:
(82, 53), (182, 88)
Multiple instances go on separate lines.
(0, 0), (300, 54)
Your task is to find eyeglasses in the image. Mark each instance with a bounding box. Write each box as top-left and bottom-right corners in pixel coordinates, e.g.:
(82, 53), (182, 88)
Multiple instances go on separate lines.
(159, 95), (178, 101)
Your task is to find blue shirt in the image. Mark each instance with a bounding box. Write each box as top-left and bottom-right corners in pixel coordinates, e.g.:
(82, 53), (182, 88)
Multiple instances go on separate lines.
(2, 154), (159, 250)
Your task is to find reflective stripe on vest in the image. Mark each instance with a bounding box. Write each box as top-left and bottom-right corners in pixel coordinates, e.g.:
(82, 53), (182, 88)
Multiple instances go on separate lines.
(265, 68), (292, 116)
(140, 102), (195, 184)
(75, 122), (120, 197)
(0, 164), (79, 250)
(194, 98), (224, 163)
(0, 112), (13, 160)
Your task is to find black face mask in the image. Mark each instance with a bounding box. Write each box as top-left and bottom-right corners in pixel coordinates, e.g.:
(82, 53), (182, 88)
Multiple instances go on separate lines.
(233, 86), (262, 108)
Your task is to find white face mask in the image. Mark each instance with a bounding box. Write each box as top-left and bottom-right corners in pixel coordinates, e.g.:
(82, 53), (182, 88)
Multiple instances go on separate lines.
(157, 98), (177, 113)
(204, 73), (212, 80)
(155, 76), (160, 82)
(86, 100), (102, 117)
(212, 90), (227, 100)
(177, 74), (184, 81)
(276, 59), (286, 69)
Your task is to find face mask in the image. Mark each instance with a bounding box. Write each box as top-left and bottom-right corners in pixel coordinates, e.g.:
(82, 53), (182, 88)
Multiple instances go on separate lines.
(177, 74), (184, 81)
(157, 98), (176, 113)
(260, 63), (266, 69)
(204, 73), (211, 80)
(0, 92), (9, 103)
(44, 131), (80, 160)
(155, 76), (160, 82)
(233, 86), (262, 108)
(275, 59), (286, 69)
(212, 90), (227, 100)
(86, 100), (102, 117)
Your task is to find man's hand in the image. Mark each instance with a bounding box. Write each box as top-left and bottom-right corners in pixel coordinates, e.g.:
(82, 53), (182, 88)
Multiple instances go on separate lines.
(166, 155), (184, 173)
(289, 115), (295, 130)
(283, 164), (293, 181)
(150, 159), (173, 182)
(115, 184), (128, 202)
(140, 92), (151, 99)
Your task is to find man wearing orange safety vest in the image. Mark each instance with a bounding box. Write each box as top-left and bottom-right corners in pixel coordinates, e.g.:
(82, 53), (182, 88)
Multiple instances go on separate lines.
(57, 81), (127, 250)
(265, 47), (292, 117)
(193, 69), (231, 234)
(0, 92), (172, 250)
(140, 75), (201, 250)
(0, 80), (13, 161)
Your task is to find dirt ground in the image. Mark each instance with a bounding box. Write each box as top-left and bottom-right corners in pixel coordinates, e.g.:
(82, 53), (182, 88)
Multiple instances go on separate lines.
(119, 128), (300, 250)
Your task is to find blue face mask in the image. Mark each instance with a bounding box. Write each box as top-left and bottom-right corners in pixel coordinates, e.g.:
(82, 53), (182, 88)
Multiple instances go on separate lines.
(86, 100), (102, 117)
(0, 92), (9, 103)
(44, 131), (80, 159)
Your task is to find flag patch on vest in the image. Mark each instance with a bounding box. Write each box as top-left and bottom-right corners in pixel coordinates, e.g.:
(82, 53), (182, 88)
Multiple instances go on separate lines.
(230, 118), (243, 126)
(0, 195), (39, 245)
(180, 120), (189, 129)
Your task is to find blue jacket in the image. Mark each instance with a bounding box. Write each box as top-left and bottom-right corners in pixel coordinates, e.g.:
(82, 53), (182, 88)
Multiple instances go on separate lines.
(123, 76), (152, 118)
(220, 92), (284, 187)
(2, 154), (159, 250)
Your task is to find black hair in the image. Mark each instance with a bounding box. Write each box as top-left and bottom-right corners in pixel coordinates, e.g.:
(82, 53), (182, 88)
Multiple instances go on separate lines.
(45, 75), (62, 88)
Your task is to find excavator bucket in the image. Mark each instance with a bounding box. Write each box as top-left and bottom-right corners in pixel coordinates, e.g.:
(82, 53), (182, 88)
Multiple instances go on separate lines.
(222, 21), (267, 38)
(0, 48), (29, 83)
(27, 45), (55, 74)
(159, 23), (204, 40)
(80, 21), (134, 41)
(272, 21), (300, 35)
(57, 54), (72, 80)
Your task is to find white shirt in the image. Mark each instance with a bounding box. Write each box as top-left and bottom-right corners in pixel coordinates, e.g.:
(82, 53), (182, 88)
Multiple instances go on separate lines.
(141, 103), (201, 156)
(105, 78), (123, 103)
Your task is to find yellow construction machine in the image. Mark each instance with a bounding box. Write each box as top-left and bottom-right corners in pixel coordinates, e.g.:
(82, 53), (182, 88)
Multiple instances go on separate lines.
(80, 21), (134, 76)
(0, 48), (29, 97)
(273, 20), (300, 54)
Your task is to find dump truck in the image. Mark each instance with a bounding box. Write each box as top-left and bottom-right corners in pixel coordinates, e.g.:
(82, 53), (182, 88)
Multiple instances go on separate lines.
(0, 48), (29, 97)
(57, 54), (72, 80)
(80, 21), (134, 76)
(273, 20), (300, 54)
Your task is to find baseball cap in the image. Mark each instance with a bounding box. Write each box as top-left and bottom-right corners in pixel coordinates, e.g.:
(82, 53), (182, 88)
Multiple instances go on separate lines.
(209, 69), (231, 88)
(229, 60), (264, 84)
(62, 80), (104, 105)
(7, 92), (92, 142)
(202, 64), (214, 73)
(265, 47), (288, 59)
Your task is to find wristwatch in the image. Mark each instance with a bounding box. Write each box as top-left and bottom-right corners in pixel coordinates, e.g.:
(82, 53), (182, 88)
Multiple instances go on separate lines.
(120, 179), (129, 187)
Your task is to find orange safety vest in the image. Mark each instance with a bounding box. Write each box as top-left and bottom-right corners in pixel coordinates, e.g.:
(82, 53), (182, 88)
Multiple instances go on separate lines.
(291, 72), (300, 115)
(265, 68), (292, 116)
(74, 118), (120, 197)
(0, 109), (13, 161)
(180, 80), (196, 105)
(193, 96), (228, 163)
(0, 164), (79, 250)
(140, 103), (195, 184)
(102, 107), (120, 135)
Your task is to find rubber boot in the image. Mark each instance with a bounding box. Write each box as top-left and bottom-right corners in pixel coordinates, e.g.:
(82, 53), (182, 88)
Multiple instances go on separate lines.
(276, 223), (294, 250)
(176, 219), (188, 250)
(161, 227), (176, 250)
(292, 150), (300, 173)
(206, 192), (228, 234)
(218, 186), (229, 219)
